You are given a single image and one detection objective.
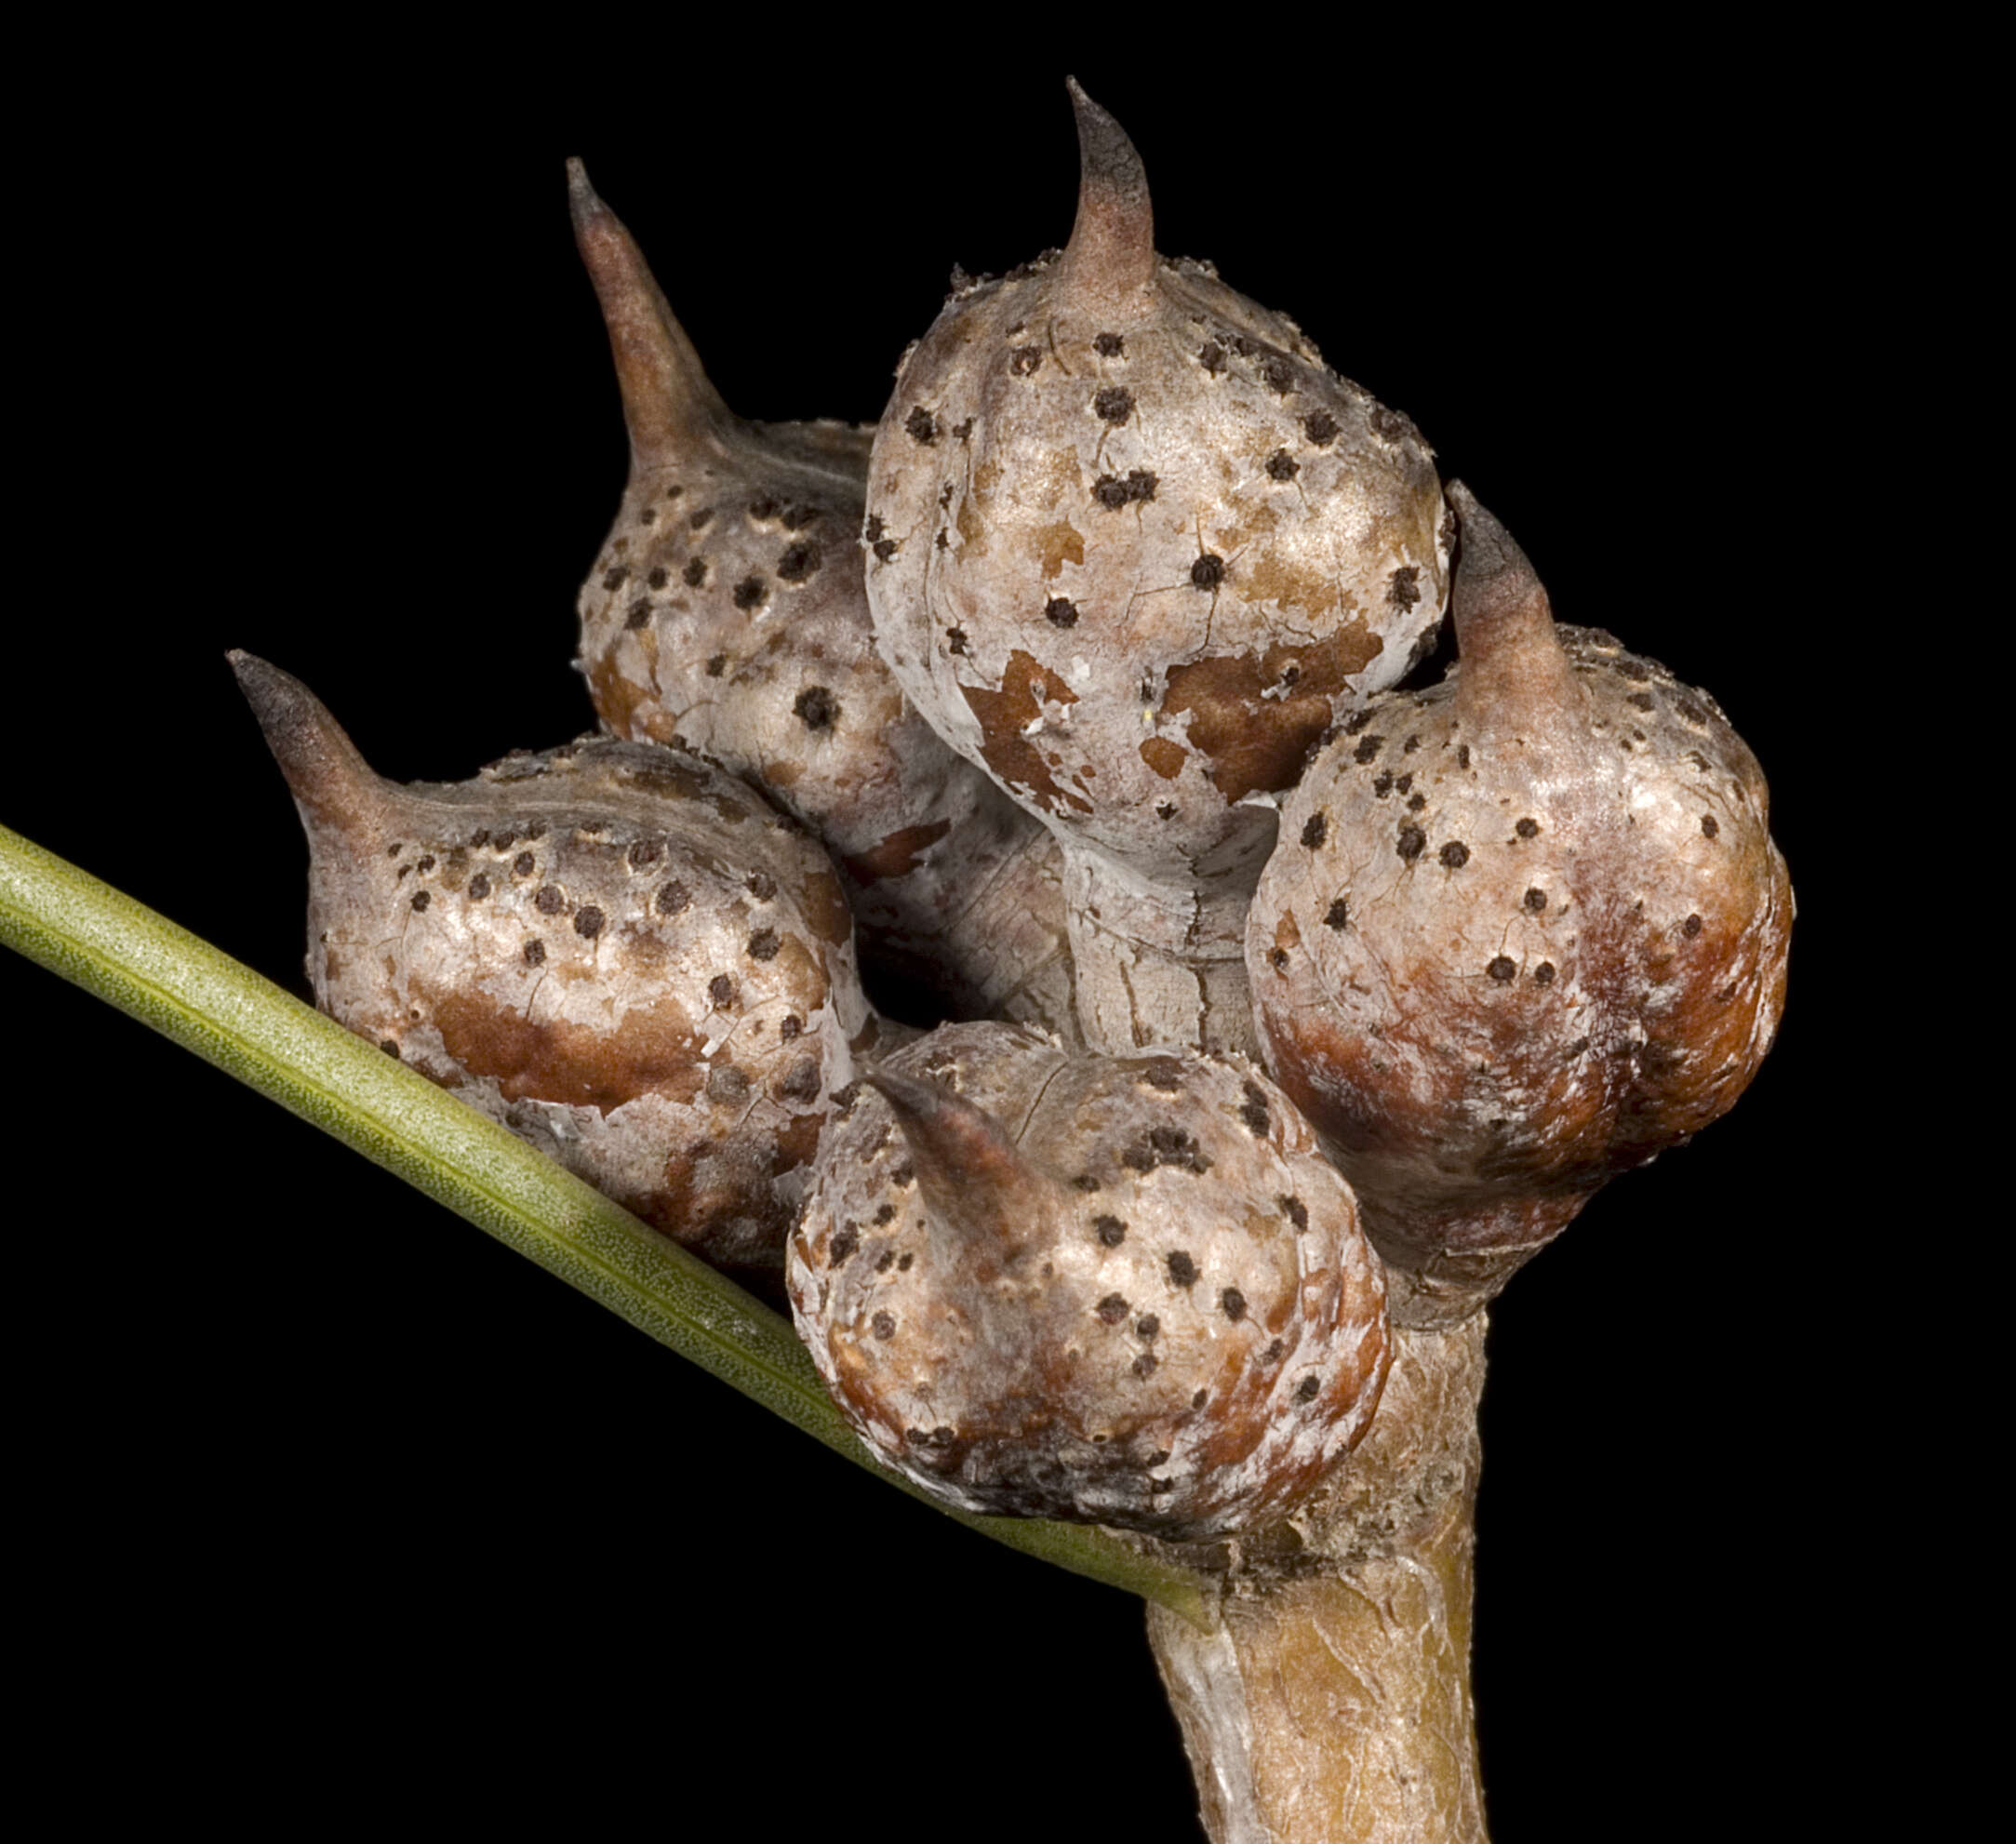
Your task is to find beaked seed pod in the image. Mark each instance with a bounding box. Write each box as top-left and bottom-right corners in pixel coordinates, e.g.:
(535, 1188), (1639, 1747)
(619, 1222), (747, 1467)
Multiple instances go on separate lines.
(567, 163), (1068, 1032)
(233, 652), (870, 1271)
(786, 1021), (1389, 1538)
(863, 84), (1449, 1054)
(1249, 487), (1793, 1326)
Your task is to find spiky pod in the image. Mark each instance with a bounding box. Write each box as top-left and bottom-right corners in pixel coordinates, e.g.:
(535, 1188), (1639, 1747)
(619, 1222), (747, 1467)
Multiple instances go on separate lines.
(567, 164), (1073, 1038)
(786, 1021), (1388, 1539)
(863, 84), (1448, 1055)
(1250, 487), (1792, 1326)
(234, 653), (871, 1271)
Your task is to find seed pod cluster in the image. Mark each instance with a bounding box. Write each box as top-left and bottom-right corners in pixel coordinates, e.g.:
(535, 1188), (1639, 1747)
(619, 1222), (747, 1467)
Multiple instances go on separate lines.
(787, 1021), (1389, 1538)
(234, 652), (870, 1271)
(567, 163), (1067, 1031)
(863, 85), (1449, 1052)
(1250, 488), (1792, 1325)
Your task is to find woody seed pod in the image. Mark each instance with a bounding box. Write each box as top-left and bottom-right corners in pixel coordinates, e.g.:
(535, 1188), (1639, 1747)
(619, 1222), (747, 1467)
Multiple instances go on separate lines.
(864, 84), (1449, 1055)
(1249, 487), (1793, 1326)
(786, 1021), (1389, 1538)
(233, 652), (870, 1271)
(568, 163), (1073, 1038)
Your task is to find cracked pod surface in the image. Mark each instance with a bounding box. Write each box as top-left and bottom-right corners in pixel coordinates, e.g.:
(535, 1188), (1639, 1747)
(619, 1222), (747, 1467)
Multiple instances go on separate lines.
(234, 652), (870, 1271)
(1250, 487), (1793, 1325)
(567, 163), (1071, 1036)
(787, 1021), (1389, 1539)
(863, 85), (1448, 1050)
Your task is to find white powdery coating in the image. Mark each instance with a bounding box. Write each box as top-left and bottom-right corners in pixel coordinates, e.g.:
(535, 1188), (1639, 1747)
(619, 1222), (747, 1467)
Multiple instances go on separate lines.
(786, 1021), (1389, 1539)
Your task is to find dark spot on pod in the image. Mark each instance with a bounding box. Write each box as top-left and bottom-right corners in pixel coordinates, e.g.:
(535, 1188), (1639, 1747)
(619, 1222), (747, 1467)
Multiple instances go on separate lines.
(874, 538), (899, 561)
(468, 873), (491, 900)
(778, 541), (821, 583)
(1395, 774), (1414, 795)
(1388, 567), (1421, 611)
(1094, 331), (1126, 356)
(629, 839), (663, 868)
(468, 830), (490, 848)
(747, 928), (781, 961)
(1456, 743), (1473, 770)
(1167, 1251), (1198, 1287)
(1404, 735), (1421, 754)
(1191, 554), (1225, 590)
(1092, 469), (1157, 509)
(1343, 711), (1376, 735)
(830, 1223), (860, 1266)
(1324, 897), (1350, 930)
(1515, 818), (1541, 839)
(832, 1081), (862, 1118)
(1193, 1389), (1208, 1410)
(1240, 1081), (1271, 1135)
(1134, 1354), (1159, 1379)
(947, 626), (969, 654)
(1269, 948), (1290, 971)
(1676, 698), (1710, 726)
(1524, 888), (1547, 912)
(794, 686), (838, 730)
(1096, 1293), (1130, 1325)
(1222, 1289), (1248, 1322)
(1396, 824), (1426, 862)
(707, 1064), (751, 1103)
(574, 906), (605, 938)
(535, 887), (565, 915)
(1533, 962), (1556, 985)
(747, 872), (776, 902)
(1303, 410), (1340, 446)
(1198, 341), (1225, 373)
(1440, 841), (1470, 869)
(732, 577), (768, 610)
(1045, 597), (1079, 627)
(523, 940), (545, 967)
(1296, 1375), (1322, 1402)
(952, 419), (973, 440)
(892, 1162), (916, 1188)
(417, 856), (435, 874)
(657, 881), (691, 915)
(781, 1058), (821, 1103)
(1488, 955), (1518, 982)
(513, 851), (535, 876)
(1266, 1339), (1286, 1362)
(1628, 691), (1656, 713)
(1095, 1215), (1128, 1247)
(637, 508), (657, 525)
(872, 1311), (897, 1341)
(683, 558), (707, 587)
(705, 654), (728, 677)
(381, 1040), (400, 1058)
(1683, 914), (1703, 938)
(646, 567), (669, 591)
(1354, 735), (1385, 765)
(625, 600), (652, 631)
(1072, 1174), (1101, 1192)
(408, 889), (430, 912)
(1702, 814), (1721, 839)
(1141, 1057), (1183, 1092)
(905, 407), (937, 445)
(863, 513), (885, 544)
(1266, 449), (1301, 481)
(1137, 1316), (1160, 1340)
(1093, 386), (1134, 424)
(783, 504), (818, 530)
(899, 1253), (915, 1272)
(603, 567), (629, 591)
(1373, 770), (1395, 798)
(1156, 802), (1178, 820)
(1009, 344), (1043, 375)
(1260, 355), (1295, 394)
(780, 1016), (806, 1044)
(875, 1250), (895, 1273)
(1370, 404), (1411, 441)
(934, 530), (951, 550)
(874, 1203), (897, 1225)
(709, 974), (736, 1008)
(1278, 1195), (1308, 1230)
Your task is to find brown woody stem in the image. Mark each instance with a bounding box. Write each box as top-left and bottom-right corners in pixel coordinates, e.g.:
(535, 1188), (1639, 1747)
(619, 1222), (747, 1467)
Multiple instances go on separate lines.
(1146, 1315), (1489, 1842)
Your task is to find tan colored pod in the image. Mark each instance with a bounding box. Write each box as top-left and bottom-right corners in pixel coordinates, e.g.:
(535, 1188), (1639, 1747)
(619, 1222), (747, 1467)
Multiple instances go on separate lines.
(786, 1021), (1388, 1539)
(567, 162), (1071, 1036)
(863, 84), (1449, 1054)
(1249, 487), (1792, 1325)
(233, 652), (870, 1271)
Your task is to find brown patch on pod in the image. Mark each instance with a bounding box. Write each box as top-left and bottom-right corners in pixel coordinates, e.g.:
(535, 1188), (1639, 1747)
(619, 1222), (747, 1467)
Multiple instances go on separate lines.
(566, 162), (1070, 1035)
(861, 85), (1448, 1051)
(1248, 487), (1792, 1326)
(232, 652), (869, 1272)
(785, 1021), (1388, 1538)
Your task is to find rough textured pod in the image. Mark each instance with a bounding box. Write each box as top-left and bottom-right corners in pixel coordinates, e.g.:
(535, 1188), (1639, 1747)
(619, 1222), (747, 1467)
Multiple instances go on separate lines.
(862, 84), (1449, 1052)
(1249, 487), (1793, 1325)
(786, 1021), (1389, 1538)
(233, 651), (871, 1271)
(567, 162), (1070, 1034)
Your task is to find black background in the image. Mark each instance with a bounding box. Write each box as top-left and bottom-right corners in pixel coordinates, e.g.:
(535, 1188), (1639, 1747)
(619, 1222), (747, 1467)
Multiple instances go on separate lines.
(7, 33), (1893, 1843)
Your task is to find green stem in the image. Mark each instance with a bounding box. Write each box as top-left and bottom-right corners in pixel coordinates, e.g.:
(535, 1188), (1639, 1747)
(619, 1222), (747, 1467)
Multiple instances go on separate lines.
(0, 822), (1210, 1627)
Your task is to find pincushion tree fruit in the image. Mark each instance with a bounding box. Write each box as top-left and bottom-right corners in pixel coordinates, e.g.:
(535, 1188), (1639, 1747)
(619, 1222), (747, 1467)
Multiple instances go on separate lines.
(787, 1021), (1388, 1538)
(863, 84), (1448, 1056)
(233, 652), (870, 1271)
(568, 161), (1076, 1041)
(1249, 485), (1793, 1328)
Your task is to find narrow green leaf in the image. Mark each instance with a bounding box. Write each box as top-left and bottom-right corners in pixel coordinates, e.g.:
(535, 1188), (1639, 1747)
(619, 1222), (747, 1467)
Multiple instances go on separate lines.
(0, 821), (1212, 1627)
